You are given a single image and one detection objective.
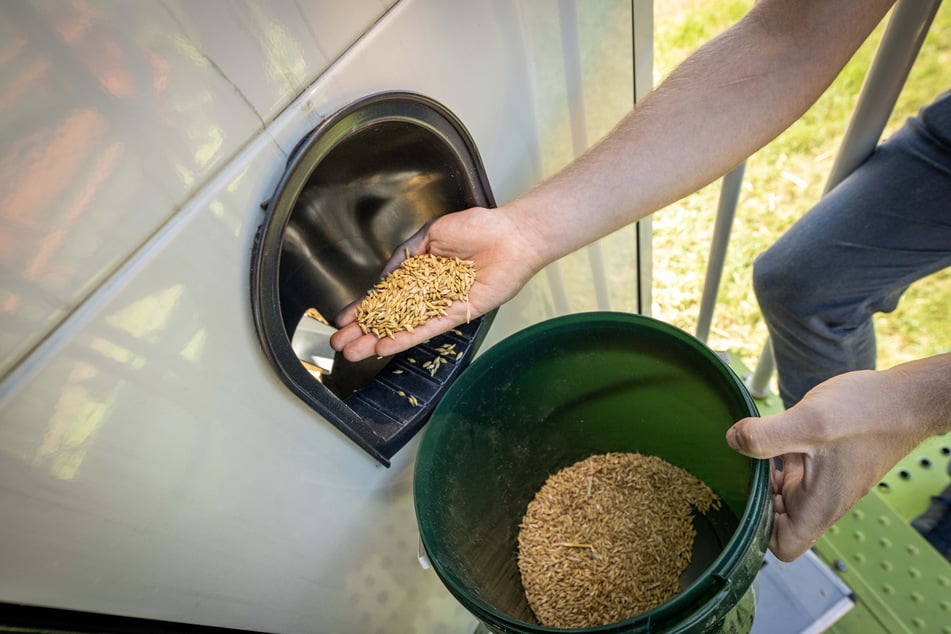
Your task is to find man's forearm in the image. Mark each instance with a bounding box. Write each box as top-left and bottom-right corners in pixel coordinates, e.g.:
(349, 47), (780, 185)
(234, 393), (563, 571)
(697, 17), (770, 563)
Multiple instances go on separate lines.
(887, 353), (951, 439)
(506, 0), (896, 267)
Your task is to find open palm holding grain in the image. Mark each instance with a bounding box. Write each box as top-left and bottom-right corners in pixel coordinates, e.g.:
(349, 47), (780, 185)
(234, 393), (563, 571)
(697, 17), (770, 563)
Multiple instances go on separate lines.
(331, 206), (542, 361)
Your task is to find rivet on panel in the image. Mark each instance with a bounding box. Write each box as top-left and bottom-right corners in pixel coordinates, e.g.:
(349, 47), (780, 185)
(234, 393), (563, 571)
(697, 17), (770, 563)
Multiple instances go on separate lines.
(906, 545), (919, 556)
(909, 567), (921, 579)
(854, 553), (866, 564)
(879, 537), (892, 549)
(878, 515), (891, 527)
(854, 531), (866, 542)
(829, 525), (841, 535)
(881, 560), (894, 572)
(852, 509), (865, 520)
(911, 617), (926, 630)
(940, 599), (950, 612)
(940, 576), (950, 588)
(910, 592), (924, 604)
(882, 584), (895, 595)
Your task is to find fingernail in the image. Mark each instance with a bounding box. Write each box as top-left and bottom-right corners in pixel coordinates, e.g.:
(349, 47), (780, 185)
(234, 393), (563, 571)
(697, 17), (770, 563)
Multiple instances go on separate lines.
(725, 426), (738, 449)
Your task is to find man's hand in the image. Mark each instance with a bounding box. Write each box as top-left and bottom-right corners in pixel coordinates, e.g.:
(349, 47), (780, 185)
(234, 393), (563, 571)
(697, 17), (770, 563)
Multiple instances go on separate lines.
(329, 206), (544, 362)
(726, 355), (951, 561)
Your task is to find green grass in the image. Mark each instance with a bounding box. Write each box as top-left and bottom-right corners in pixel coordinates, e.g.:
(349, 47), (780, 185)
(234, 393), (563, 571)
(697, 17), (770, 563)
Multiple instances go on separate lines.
(650, 1), (951, 378)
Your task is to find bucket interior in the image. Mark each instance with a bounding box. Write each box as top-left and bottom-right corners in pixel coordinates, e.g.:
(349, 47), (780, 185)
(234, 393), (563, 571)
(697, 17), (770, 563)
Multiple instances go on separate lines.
(414, 312), (769, 630)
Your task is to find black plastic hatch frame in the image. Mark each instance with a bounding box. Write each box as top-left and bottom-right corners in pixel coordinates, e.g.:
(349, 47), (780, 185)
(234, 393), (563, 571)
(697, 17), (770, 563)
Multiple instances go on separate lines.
(250, 92), (497, 466)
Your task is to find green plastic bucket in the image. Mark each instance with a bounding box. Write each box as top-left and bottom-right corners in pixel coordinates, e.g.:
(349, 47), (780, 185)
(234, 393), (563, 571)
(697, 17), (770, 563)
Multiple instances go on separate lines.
(414, 312), (772, 633)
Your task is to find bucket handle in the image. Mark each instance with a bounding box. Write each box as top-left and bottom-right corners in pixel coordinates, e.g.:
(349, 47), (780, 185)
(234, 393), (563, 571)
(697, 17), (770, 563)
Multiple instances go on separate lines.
(679, 573), (739, 631)
(417, 537), (432, 570)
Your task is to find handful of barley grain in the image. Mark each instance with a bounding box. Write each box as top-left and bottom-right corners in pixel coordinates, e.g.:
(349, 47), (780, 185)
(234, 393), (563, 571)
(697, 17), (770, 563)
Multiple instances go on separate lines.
(355, 253), (475, 339)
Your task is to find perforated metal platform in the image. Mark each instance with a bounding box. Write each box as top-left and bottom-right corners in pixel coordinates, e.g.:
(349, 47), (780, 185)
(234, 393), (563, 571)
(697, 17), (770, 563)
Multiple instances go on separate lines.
(813, 435), (951, 634)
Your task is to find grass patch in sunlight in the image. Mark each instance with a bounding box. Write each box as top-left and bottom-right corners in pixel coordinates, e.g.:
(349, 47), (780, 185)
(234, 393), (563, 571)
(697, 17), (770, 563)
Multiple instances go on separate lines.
(650, 2), (951, 376)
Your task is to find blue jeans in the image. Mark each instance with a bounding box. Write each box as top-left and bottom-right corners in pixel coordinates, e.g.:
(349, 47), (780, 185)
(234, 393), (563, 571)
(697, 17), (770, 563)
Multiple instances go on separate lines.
(753, 90), (951, 408)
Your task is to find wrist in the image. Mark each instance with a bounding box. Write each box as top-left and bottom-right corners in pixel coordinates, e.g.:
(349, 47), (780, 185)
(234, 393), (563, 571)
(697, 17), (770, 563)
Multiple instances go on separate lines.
(883, 353), (951, 439)
(498, 198), (561, 276)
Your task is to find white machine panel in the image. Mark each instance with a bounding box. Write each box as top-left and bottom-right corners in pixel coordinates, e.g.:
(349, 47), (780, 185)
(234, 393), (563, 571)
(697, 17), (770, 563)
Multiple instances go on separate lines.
(0, 1), (640, 631)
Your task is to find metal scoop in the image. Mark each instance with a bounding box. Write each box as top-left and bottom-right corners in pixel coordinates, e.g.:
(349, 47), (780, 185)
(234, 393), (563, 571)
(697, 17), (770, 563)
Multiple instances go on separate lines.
(291, 309), (337, 376)
(290, 308), (390, 398)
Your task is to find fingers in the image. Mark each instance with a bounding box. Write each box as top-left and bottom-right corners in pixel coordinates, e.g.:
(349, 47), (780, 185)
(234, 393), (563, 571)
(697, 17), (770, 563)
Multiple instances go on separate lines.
(728, 410), (826, 562)
(334, 302), (359, 329)
(329, 322), (367, 356)
(769, 513), (817, 562)
(371, 314), (467, 357)
(329, 209), (506, 363)
(329, 223), (441, 359)
(725, 407), (816, 459)
(380, 220), (434, 276)
(769, 481), (837, 562)
(331, 306), (476, 362)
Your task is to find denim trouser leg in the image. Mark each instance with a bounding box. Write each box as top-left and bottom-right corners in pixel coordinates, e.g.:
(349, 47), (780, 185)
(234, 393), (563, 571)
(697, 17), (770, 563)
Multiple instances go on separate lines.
(753, 92), (951, 408)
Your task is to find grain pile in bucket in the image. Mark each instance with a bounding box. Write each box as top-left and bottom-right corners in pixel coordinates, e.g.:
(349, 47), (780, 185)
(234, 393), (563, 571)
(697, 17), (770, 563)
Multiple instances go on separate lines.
(517, 452), (721, 628)
(355, 253), (475, 339)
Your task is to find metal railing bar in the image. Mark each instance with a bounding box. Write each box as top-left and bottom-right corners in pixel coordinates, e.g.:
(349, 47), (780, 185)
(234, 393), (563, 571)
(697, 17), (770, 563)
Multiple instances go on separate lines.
(696, 162), (746, 343)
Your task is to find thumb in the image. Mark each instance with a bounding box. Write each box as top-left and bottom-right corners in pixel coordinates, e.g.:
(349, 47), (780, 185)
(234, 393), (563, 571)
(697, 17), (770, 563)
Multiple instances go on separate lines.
(726, 408), (815, 459)
(377, 219), (435, 277)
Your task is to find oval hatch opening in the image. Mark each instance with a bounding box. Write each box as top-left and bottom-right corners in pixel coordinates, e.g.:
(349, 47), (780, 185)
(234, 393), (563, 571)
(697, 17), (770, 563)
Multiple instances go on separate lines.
(251, 92), (497, 465)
